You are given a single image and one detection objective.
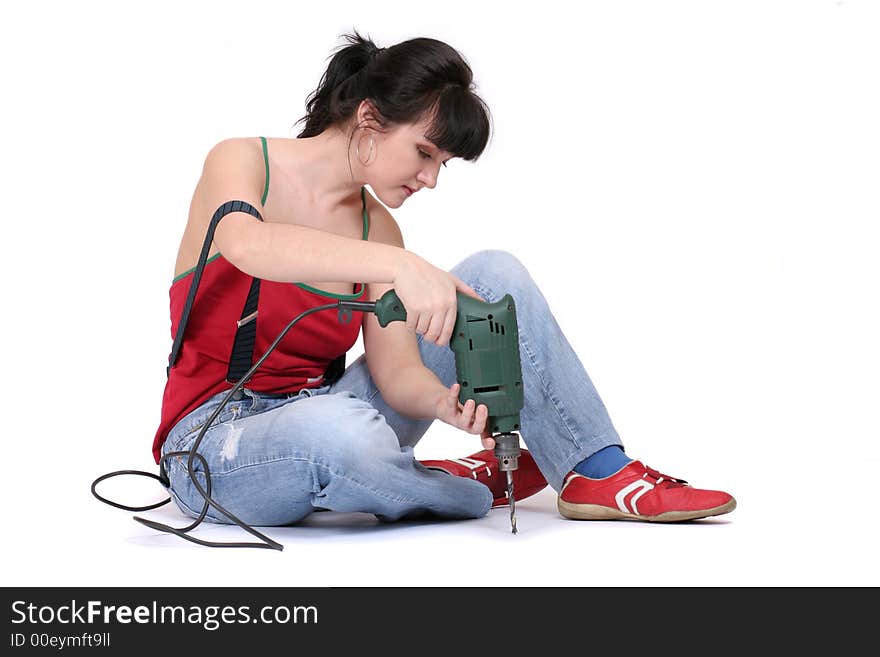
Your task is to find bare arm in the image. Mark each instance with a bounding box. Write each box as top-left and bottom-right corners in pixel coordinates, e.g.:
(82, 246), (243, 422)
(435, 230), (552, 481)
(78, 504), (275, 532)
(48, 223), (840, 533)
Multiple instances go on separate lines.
(381, 364), (448, 419)
(227, 219), (407, 284)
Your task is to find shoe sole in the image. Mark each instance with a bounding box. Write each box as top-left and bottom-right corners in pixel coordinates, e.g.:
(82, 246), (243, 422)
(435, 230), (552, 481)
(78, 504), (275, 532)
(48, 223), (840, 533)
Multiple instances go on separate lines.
(557, 497), (737, 522)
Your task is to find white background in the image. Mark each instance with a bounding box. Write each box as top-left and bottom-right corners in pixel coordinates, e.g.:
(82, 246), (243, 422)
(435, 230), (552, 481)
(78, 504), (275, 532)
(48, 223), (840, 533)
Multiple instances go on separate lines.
(1, 0), (878, 587)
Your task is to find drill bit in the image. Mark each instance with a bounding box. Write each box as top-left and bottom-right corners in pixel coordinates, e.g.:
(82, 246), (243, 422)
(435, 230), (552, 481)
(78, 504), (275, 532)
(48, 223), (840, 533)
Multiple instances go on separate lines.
(495, 432), (521, 534)
(506, 470), (517, 534)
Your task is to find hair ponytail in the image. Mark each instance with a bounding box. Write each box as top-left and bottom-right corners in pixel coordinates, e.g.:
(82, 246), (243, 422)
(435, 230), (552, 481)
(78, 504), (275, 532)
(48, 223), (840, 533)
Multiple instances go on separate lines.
(296, 31), (379, 138)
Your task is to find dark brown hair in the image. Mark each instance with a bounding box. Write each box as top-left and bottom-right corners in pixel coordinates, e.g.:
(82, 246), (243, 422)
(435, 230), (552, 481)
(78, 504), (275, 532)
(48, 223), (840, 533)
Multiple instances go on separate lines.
(295, 30), (491, 161)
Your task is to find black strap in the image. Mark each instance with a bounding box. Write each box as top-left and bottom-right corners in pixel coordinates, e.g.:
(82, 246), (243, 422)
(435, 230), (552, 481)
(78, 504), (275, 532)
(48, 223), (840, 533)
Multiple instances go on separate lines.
(323, 352), (347, 386)
(226, 276), (262, 383)
(167, 200), (263, 377)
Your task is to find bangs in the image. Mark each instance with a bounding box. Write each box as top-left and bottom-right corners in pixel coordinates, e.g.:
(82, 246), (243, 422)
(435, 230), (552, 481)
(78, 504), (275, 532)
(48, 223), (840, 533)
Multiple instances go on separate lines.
(423, 86), (491, 162)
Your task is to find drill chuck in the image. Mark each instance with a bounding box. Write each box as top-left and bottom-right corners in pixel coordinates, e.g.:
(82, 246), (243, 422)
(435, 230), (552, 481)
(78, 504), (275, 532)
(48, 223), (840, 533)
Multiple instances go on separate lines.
(493, 432), (521, 472)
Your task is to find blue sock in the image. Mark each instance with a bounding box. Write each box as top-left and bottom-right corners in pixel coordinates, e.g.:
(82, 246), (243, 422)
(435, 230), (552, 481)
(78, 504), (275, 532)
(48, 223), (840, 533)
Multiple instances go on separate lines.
(573, 445), (632, 479)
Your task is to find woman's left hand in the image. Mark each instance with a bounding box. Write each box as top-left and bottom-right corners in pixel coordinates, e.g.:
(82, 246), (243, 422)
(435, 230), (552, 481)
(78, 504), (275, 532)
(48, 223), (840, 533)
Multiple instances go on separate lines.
(435, 383), (495, 449)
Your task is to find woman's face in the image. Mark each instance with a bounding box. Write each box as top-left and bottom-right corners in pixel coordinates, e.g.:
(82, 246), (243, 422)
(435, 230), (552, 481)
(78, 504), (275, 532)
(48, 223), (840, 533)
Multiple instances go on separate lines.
(366, 114), (454, 208)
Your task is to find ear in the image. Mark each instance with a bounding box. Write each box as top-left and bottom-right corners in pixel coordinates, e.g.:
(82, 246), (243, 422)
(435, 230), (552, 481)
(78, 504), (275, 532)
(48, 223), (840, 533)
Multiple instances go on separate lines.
(355, 98), (384, 132)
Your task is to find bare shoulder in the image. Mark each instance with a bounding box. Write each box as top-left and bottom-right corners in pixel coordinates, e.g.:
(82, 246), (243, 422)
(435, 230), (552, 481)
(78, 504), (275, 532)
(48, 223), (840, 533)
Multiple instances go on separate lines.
(201, 137), (264, 182)
(173, 137), (266, 278)
(362, 188), (404, 248)
(190, 136), (266, 220)
(204, 136), (263, 163)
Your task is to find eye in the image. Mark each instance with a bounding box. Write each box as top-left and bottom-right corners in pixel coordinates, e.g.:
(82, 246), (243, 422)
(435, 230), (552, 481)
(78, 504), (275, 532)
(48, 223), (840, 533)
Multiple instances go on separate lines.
(419, 147), (450, 167)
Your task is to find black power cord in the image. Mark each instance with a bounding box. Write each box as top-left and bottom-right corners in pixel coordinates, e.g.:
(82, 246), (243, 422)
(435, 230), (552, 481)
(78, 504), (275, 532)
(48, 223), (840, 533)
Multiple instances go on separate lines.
(92, 300), (375, 550)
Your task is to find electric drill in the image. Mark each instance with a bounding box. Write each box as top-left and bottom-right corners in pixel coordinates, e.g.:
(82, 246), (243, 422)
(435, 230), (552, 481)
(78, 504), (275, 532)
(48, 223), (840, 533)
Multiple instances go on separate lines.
(339, 289), (525, 533)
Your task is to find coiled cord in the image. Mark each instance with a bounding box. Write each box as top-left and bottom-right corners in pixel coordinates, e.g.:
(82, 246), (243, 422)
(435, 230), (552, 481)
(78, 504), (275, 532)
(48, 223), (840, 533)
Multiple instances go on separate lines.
(91, 301), (359, 550)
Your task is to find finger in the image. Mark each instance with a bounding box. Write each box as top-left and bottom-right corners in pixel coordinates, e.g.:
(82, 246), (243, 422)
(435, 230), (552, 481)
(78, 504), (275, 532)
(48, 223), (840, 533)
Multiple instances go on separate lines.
(473, 404), (489, 433)
(452, 276), (483, 301)
(445, 383), (458, 404)
(469, 403), (488, 435)
(416, 312), (431, 337)
(481, 434), (495, 449)
(448, 384), (462, 416)
(439, 305), (456, 347)
(460, 398), (476, 427)
(449, 382), (460, 404)
(426, 312), (445, 345)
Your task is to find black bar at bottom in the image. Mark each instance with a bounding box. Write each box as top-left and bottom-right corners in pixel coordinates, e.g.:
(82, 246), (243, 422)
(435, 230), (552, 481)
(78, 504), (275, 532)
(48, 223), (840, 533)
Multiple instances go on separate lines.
(0, 586), (873, 651)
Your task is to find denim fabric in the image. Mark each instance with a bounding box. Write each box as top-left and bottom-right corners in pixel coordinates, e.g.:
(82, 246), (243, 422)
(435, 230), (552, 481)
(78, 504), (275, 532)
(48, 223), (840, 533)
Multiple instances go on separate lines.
(162, 250), (622, 525)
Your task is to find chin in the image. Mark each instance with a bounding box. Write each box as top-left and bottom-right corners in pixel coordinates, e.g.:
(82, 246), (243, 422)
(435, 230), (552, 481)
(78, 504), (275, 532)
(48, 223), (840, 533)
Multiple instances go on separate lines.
(375, 187), (405, 209)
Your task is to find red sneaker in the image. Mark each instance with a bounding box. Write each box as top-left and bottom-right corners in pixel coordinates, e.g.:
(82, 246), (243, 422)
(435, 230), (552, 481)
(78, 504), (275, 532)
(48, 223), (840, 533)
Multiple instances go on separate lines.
(420, 449), (548, 508)
(558, 460), (736, 522)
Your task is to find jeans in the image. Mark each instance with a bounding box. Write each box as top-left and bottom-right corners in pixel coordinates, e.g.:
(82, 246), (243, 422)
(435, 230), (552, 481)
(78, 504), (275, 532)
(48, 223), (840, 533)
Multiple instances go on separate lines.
(161, 250), (623, 525)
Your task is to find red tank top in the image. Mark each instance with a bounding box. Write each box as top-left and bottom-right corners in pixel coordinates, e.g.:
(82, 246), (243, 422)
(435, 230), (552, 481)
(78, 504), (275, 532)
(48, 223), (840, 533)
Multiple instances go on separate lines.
(152, 145), (370, 462)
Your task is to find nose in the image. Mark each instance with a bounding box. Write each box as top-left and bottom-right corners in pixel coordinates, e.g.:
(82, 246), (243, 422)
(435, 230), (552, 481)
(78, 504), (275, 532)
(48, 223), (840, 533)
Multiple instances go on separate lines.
(417, 164), (439, 189)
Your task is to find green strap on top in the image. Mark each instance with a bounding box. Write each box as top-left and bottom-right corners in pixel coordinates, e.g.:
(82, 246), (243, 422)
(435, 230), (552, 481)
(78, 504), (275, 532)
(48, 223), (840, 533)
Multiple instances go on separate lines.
(360, 186), (369, 239)
(260, 136), (270, 206)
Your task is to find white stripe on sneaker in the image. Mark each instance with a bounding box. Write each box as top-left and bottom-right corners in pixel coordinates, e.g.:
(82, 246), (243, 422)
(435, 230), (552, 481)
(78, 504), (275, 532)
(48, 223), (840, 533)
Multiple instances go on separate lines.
(614, 480), (654, 515)
(449, 457), (487, 470)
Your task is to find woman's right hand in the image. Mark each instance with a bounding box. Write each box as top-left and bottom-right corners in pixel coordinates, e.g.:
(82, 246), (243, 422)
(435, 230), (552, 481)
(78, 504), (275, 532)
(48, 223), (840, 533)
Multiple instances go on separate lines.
(392, 252), (483, 347)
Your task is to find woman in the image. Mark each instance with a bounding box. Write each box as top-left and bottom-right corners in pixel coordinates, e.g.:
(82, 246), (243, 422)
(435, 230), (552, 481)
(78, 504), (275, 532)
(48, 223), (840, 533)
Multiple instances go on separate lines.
(155, 31), (735, 532)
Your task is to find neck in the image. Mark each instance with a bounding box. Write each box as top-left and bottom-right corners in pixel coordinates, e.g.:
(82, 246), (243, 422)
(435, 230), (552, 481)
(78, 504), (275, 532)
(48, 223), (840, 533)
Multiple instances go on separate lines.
(282, 125), (366, 212)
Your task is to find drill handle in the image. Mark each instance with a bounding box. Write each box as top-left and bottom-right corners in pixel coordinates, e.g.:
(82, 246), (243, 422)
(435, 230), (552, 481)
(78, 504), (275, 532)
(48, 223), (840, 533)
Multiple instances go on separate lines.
(374, 289), (408, 327)
(373, 288), (483, 327)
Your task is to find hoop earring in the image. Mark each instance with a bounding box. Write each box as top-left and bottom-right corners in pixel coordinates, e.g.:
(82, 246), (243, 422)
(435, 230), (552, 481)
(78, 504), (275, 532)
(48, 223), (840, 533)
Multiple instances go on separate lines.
(356, 132), (375, 166)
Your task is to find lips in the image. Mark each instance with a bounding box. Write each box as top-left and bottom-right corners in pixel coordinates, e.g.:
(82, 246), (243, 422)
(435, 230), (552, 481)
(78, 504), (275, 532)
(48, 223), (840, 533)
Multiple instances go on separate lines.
(402, 185), (414, 197)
